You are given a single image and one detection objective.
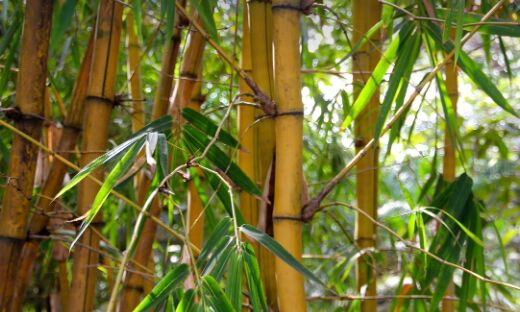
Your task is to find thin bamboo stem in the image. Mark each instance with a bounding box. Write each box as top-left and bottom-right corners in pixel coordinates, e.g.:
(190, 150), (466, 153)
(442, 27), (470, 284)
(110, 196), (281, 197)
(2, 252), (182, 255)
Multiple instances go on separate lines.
(68, 1), (124, 311)
(0, 1), (53, 309)
(272, 0), (306, 310)
(352, 1), (381, 310)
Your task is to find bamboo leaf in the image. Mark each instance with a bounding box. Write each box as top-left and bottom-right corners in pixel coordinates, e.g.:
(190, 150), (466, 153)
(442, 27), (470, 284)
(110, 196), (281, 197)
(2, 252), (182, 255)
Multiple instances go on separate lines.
(243, 243), (268, 312)
(190, 0), (218, 43)
(374, 30), (421, 141)
(71, 137), (145, 249)
(341, 22), (413, 131)
(200, 275), (235, 312)
(134, 264), (190, 312)
(182, 108), (240, 148)
(183, 125), (261, 196)
(436, 8), (520, 37)
(50, 0), (79, 51)
(240, 224), (326, 287)
(55, 116), (172, 199)
(226, 248), (243, 312)
(131, 0), (143, 40)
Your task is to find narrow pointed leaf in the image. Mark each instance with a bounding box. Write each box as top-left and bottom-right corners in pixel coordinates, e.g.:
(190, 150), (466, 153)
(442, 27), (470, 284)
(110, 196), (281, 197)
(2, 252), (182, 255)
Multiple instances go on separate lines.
(240, 224), (326, 287)
(182, 108), (240, 148)
(134, 264), (190, 312)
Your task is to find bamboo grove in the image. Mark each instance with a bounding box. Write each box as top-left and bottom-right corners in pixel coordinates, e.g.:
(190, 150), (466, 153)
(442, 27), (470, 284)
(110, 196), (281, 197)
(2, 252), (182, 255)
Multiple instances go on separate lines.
(0, 0), (519, 311)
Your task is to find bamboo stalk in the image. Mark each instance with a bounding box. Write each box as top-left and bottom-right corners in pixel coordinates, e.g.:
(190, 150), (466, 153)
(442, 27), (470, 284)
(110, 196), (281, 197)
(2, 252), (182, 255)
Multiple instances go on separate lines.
(272, 0), (306, 310)
(0, 1), (53, 309)
(126, 11), (145, 133)
(120, 3), (187, 309)
(238, 0), (257, 227)
(352, 1), (381, 311)
(248, 0), (278, 308)
(67, 1), (124, 311)
(441, 33), (458, 312)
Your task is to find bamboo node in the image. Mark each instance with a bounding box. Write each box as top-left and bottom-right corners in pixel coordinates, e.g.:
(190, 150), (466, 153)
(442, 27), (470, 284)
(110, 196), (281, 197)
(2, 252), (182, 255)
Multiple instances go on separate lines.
(1, 107), (44, 122)
(272, 215), (303, 222)
(274, 111), (304, 118)
(85, 95), (116, 107)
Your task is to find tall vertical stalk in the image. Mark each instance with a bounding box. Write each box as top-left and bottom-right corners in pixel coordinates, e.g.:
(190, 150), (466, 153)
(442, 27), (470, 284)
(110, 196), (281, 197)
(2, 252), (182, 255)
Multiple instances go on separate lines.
(9, 29), (96, 311)
(0, 1), (53, 309)
(272, 0), (306, 310)
(120, 3), (187, 309)
(441, 40), (458, 312)
(248, 0), (278, 307)
(238, 0), (257, 226)
(126, 11), (145, 133)
(67, 1), (124, 311)
(352, 1), (381, 311)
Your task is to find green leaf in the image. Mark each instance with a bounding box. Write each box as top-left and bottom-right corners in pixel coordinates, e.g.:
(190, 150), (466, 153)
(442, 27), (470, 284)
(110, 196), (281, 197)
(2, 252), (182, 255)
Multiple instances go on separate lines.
(374, 30), (421, 141)
(182, 108), (240, 148)
(226, 248), (243, 312)
(190, 0), (218, 43)
(163, 0), (175, 43)
(200, 275), (235, 312)
(240, 224), (326, 287)
(71, 137), (145, 248)
(183, 125), (261, 196)
(341, 22), (413, 130)
(243, 243), (268, 312)
(134, 264), (190, 312)
(50, 0), (79, 51)
(55, 116), (172, 199)
(132, 0), (143, 41)
(197, 217), (232, 266)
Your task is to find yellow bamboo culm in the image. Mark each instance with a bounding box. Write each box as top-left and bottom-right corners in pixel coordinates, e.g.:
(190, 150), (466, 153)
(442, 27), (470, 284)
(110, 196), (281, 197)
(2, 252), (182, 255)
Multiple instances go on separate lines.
(238, 0), (257, 227)
(126, 11), (146, 133)
(120, 2), (187, 310)
(272, 0), (306, 310)
(248, 0), (278, 308)
(0, 1), (53, 309)
(441, 39), (459, 312)
(352, 1), (381, 311)
(67, 1), (124, 311)
(9, 29), (96, 312)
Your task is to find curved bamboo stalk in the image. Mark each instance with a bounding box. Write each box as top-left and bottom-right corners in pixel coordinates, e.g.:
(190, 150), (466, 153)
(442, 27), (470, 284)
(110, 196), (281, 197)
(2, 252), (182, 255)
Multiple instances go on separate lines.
(67, 1), (124, 311)
(352, 1), (381, 311)
(248, 0), (278, 308)
(9, 29), (96, 312)
(0, 1), (54, 309)
(126, 11), (146, 133)
(120, 3), (187, 309)
(272, 0), (306, 310)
